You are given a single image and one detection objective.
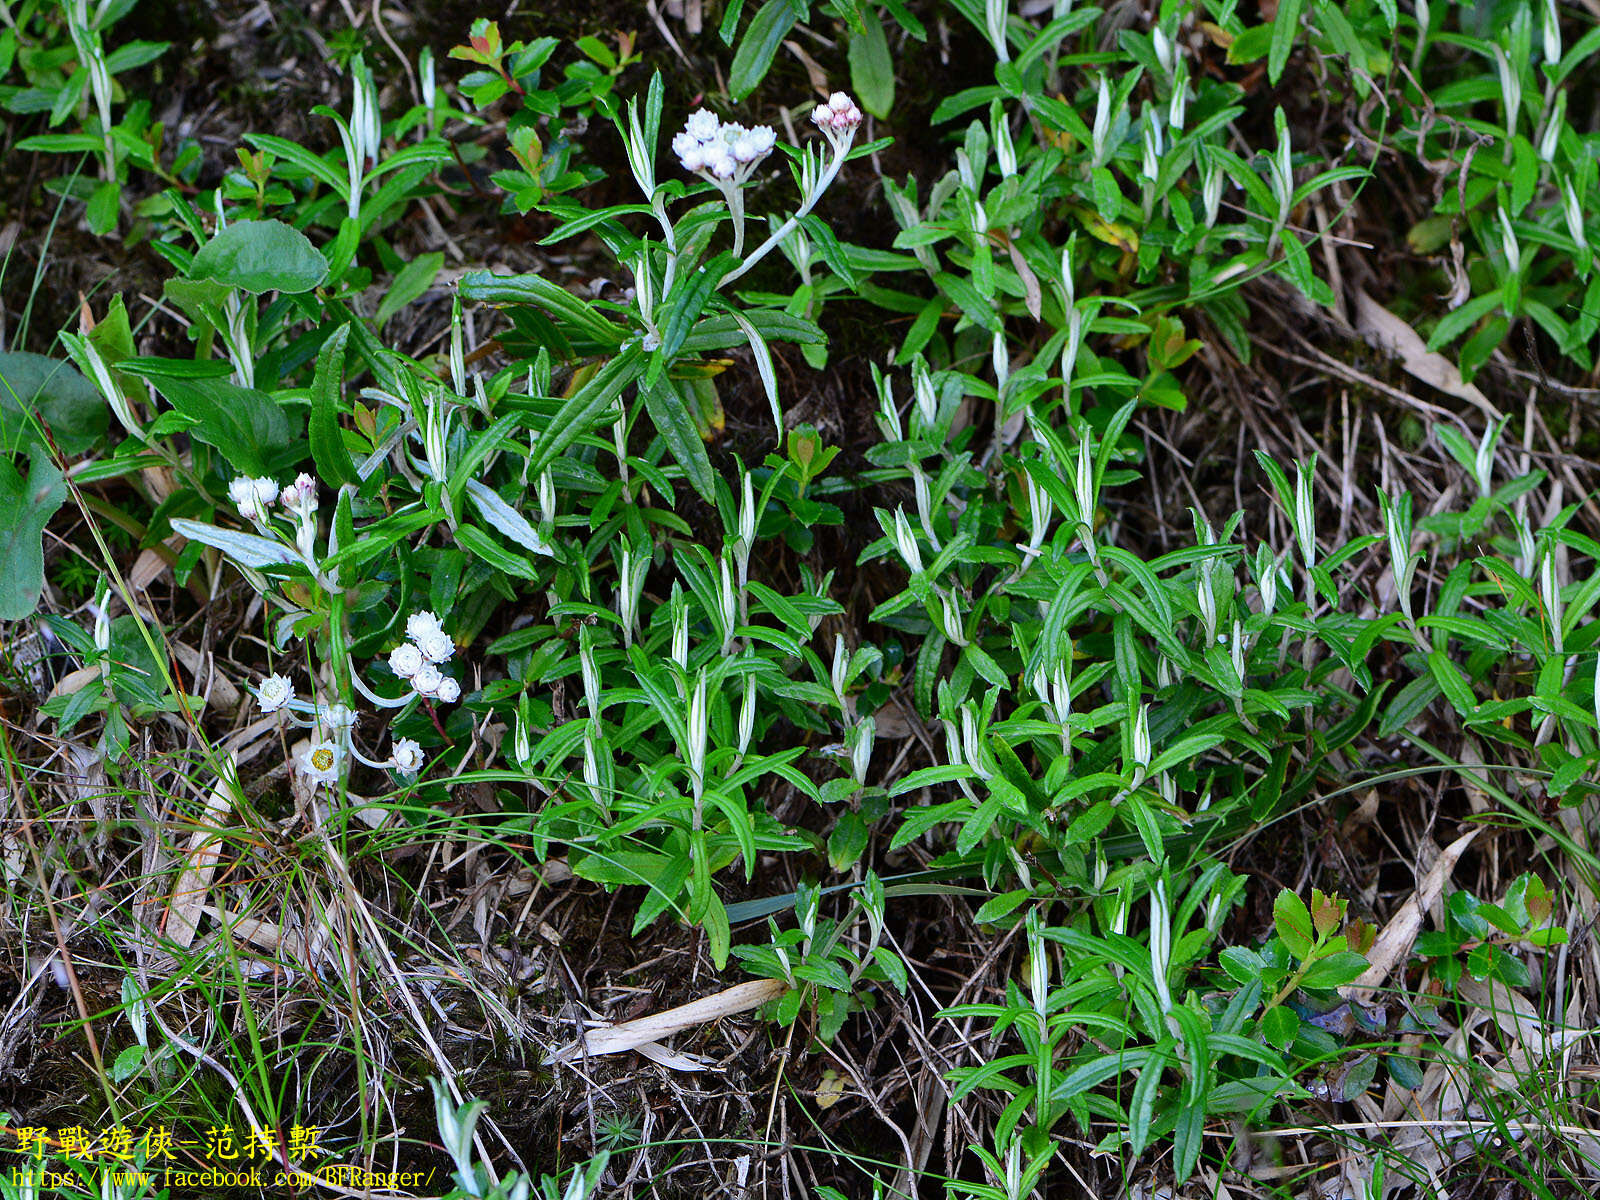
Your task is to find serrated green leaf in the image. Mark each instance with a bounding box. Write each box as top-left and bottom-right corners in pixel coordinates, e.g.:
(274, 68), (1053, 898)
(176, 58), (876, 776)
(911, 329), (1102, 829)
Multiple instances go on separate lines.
(1273, 890), (1315, 960)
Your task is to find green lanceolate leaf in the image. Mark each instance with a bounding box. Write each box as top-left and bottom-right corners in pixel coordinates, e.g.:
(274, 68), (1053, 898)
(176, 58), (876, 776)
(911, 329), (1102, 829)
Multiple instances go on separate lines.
(527, 343), (644, 479)
(459, 270), (627, 352)
(309, 324), (356, 487)
(651, 253), (738, 387)
(642, 376), (716, 503)
(375, 252), (445, 328)
(1268, 0), (1305, 84)
(847, 5), (894, 118)
(729, 0), (798, 99)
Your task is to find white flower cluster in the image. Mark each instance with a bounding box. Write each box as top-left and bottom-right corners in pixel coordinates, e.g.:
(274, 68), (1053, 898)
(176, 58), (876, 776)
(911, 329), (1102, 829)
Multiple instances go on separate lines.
(230, 473), (320, 518)
(228, 476), (280, 521)
(229, 471), (322, 566)
(229, 472), (322, 522)
(672, 108), (777, 181)
(254, 668), (429, 785)
(810, 91), (864, 143)
(388, 610), (461, 703)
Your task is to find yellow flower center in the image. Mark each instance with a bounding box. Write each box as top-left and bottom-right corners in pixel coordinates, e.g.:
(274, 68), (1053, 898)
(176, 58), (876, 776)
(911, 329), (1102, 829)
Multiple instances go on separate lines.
(311, 747), (335, 772)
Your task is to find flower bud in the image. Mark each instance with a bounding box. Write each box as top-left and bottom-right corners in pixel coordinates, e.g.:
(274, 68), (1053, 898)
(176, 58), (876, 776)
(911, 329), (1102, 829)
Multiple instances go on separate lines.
(228, 476), (280, 521)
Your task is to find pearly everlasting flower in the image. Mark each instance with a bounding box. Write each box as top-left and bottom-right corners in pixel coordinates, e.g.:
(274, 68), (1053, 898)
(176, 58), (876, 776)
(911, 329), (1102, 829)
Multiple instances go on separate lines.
(296, 739), (343, 786)
(280, 472), (317, 518)
(411, 662), (443, 697)
(415, 628), (455, 665)
(672, 132), (704, 170)
(675, 109), (774, 183)
(434, 676), (461, 704)
(229, 476), (279, 521)
(389, 642), (424, 679)
(390, 737), (424, 776)
(406, 611), (446, 645)
(733, 125), (775, 162)
(685, 108), (720, 141)
(256, 673), (294, 713)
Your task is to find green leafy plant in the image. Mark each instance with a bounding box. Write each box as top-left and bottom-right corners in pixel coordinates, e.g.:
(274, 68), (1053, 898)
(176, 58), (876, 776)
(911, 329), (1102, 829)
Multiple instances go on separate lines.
(4, 0), (170, 234)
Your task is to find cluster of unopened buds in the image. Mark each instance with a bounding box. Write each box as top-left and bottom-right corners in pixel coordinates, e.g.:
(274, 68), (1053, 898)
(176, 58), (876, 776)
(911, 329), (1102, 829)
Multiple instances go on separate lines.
(228, 475), (281, 520)
(672, 108), (776, 182)
(230, 471), (321, 567)
(810, 91), (864, 144)
(666, 91), (864, 267)
(253, 673), (425, 786)
(386, 610), (461, 702)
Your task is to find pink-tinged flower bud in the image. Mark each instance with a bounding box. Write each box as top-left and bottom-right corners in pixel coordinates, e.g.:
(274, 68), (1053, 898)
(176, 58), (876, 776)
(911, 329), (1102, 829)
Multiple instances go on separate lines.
(811, 104), (831, 128)
(389, 642), (424, 679)
(280, 472), (317, 516)
(828, 92), (852, 112)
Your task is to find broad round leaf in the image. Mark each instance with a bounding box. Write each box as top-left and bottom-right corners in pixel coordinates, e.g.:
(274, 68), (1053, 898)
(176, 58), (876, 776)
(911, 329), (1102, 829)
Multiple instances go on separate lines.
(189, 219), (329, 295)
(0, 351), (108, 456)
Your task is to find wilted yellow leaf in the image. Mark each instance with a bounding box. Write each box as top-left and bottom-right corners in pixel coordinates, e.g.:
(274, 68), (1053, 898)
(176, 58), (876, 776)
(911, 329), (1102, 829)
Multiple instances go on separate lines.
(815, 1068), (847, 1110)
